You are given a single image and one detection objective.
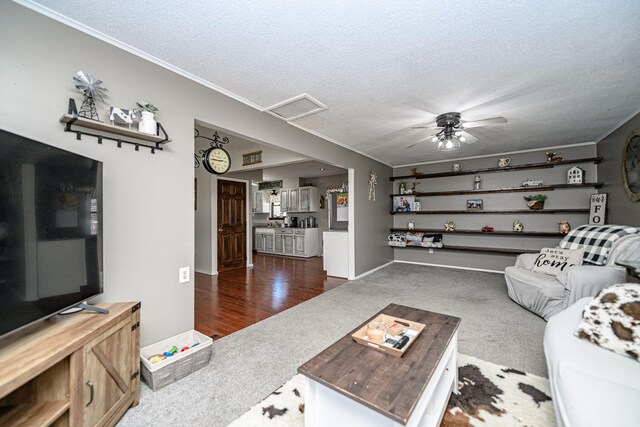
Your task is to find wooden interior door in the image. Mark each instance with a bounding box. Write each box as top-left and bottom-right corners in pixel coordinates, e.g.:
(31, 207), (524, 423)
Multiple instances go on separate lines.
(83, 318), (133, 426)
(217, 180), (247, 271)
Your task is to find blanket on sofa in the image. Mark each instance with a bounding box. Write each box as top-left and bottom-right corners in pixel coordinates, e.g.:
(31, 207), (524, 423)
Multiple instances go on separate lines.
(559, 225), (639, 265)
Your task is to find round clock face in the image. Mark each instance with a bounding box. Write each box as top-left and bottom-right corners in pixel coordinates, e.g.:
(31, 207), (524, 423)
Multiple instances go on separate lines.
(203, 147), (231, 174)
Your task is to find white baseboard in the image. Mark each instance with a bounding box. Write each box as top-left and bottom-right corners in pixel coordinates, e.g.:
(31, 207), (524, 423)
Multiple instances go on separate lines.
(351, 260), (394, 280)
(393, 260), (504, 275)
(194, 269), (218, 276)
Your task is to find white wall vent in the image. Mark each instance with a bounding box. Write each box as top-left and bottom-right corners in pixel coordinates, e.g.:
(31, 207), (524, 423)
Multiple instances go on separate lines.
(264, 93), (327, 121)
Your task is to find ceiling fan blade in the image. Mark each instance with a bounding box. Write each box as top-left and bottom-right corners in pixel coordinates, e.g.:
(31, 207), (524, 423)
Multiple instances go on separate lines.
(462, 117), (508, 128)
(411, 122), (440, 130)
(405, 134), (438, 148)
(459, 131), (478, 144)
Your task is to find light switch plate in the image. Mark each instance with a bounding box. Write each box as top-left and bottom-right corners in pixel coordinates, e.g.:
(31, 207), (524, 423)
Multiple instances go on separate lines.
(179, 267), (190, 284)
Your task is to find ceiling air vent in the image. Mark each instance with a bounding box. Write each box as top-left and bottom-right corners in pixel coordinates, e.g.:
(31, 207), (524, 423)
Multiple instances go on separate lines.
(265, 93), (327, 121)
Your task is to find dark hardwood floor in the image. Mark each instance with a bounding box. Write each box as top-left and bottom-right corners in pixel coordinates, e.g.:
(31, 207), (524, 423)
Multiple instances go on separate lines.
(195, 253), (348, 338)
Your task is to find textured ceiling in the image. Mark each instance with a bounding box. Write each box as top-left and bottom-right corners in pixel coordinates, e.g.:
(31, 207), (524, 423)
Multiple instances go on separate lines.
(29, 0), (640, 166)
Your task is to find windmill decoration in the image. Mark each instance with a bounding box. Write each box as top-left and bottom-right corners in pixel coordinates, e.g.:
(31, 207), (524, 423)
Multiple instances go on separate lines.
(73, 70), (108, 122)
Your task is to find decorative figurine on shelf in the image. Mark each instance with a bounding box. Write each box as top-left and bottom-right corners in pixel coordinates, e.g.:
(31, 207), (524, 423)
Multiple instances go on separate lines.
(513, 220), (524, 232)
(410, 167), (420, 176)
(73, 70), (108, 122)
(567, 166), (585, 184)
(559, 220), (571, 235)
(368, 170), (377, 201)
(498, 157), (511, 168)
(408, 221), (415, 230)
(473, 174), (482, 190)
(405, 181), (419, 194)
(444, 220), (456, 232)
(521, 178), (544, 187)
(546, 152), (564, 163)
(452, 163), (463, 172)
(109, 107), (141, 129)
(398, 180), (407, 194)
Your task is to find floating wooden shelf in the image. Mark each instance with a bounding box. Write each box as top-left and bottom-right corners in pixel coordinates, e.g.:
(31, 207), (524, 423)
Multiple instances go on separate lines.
(389, 182), (604, 197)
(60, 112), (170, 154)
(390, 157), (603, 181)
(60, 114), (168, 143)
(393, 245), (539, 255)
(0, 400), (69, 426)
(390, 228), (564, 237)
(390, 209), (589, 215)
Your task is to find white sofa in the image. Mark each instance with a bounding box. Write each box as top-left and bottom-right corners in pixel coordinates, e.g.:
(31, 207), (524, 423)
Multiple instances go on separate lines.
(544, 297), (640, 427)
(504, 234), (640, 320)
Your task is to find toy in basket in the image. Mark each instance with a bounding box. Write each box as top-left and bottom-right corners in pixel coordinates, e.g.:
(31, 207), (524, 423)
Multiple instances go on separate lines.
(140, 329), (213, 390)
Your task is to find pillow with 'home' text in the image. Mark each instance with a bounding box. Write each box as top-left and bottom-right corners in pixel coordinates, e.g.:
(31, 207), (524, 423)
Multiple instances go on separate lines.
(531, 247), (584, 276)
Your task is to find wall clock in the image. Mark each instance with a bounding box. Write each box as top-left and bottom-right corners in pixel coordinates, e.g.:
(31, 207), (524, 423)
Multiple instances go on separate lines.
(622, 128), (640, 202)
(203, 146), (231, 175)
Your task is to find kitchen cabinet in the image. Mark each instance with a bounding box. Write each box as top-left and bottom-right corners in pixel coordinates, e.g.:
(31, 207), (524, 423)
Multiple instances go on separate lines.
(264, 233), (274, 252)
(294, 231), (306, 255)
(280, 190), (290, 213)
(252, 191), (270, 213)
(289, 188), (299, 212)
(277, 187), (318, 213)
(299, 187), (318, 212)
(255, 228), (318, 258)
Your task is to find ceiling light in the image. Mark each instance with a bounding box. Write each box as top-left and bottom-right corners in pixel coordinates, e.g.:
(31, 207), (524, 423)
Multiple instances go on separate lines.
(320, 168), (325, 171)
(459, 136), (466, 142)
(438, 136), (460, 152)
(431, 136), (439, 142)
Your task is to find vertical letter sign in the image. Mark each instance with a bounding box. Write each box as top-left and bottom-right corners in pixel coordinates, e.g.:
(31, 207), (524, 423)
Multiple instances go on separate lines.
(589, 193), (607, 225)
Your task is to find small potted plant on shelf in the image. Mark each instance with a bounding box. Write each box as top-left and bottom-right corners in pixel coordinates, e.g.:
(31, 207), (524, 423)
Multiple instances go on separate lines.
(136, 101), (159, 135)
(523, 194), (548, 210)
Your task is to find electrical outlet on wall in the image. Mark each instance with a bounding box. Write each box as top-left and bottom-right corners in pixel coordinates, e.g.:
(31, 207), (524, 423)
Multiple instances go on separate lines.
(179, 267), (190, 284)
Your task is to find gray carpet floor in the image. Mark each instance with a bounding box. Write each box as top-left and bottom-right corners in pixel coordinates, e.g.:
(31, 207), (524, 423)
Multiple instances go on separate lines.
(118, 263), (547, 427)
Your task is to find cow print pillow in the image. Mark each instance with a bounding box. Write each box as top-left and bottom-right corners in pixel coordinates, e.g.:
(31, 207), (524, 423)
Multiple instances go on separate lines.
(575, 283), (640, 361)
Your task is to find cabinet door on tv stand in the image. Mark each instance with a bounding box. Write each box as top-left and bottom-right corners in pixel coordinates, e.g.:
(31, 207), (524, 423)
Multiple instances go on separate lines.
(83, 315), (137, 426)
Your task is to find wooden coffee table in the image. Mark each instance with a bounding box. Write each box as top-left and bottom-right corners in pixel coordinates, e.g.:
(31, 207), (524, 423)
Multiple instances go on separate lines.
(298, 303), (461, 427)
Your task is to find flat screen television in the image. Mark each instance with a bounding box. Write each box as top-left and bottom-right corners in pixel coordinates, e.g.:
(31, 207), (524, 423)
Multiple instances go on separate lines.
(0, 129), (103, 338)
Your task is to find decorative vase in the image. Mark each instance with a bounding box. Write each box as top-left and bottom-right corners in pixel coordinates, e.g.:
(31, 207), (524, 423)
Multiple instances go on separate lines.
(138, 111), (157, 135)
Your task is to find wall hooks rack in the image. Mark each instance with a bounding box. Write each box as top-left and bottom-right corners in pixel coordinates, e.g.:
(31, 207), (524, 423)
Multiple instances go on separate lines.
(59, 98), (170, 154)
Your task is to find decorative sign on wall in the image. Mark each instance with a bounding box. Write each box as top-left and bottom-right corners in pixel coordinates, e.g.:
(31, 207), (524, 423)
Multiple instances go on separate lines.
(242, 151), (262, 166)
(589, 193), (607, 225)
(258, 180), (282, 191)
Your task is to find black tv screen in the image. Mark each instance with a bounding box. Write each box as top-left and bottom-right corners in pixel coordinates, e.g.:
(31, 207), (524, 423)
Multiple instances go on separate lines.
(0, 129), (103, 337)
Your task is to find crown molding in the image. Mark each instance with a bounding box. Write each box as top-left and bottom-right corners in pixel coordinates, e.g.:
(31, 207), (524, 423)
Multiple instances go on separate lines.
(594, 106), (640, 143)
(392, 141), (597, 168)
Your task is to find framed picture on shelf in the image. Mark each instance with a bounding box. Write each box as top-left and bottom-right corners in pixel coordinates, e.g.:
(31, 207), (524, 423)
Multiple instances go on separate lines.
(412, 201), (421, 212)
(393, 195), (415, 212)
(467, 199), (483, 211)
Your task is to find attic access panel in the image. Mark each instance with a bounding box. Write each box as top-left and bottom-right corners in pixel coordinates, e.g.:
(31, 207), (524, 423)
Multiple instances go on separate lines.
(265, 93), (327, 121)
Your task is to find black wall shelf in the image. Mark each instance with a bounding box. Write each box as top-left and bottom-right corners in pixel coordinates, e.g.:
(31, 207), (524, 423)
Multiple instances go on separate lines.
(393, 245), (539, 255)
(60, 113), (170, 154)
(390, 228), (564, 237)
(389, 182), (603, 197)
(390, 157), (603, 181)
(390, 209), (589, 215)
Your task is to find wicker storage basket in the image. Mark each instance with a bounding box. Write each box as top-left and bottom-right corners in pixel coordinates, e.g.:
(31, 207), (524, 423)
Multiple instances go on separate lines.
(140, 329), (213, 391)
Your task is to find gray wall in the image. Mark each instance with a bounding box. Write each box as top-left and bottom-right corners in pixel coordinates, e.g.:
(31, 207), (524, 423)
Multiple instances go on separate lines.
(393, 145), (599, 271)
(194, 161), (214, 274)
(597, 111), (640, 226)
(0, 3), (392, 344)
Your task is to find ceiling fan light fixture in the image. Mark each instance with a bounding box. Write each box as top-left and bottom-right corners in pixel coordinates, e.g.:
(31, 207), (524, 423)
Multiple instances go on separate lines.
(438, 137), (460, 152)
(431, 136), (439, 142)
(459, 136), (466, 142)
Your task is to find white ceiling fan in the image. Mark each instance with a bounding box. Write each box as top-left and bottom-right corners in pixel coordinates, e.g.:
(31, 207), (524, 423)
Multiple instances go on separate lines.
(407, 112), (508, 151)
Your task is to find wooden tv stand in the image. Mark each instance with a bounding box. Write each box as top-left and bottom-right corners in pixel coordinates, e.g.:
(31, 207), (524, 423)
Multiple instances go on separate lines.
(0, 302), (141, 426)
